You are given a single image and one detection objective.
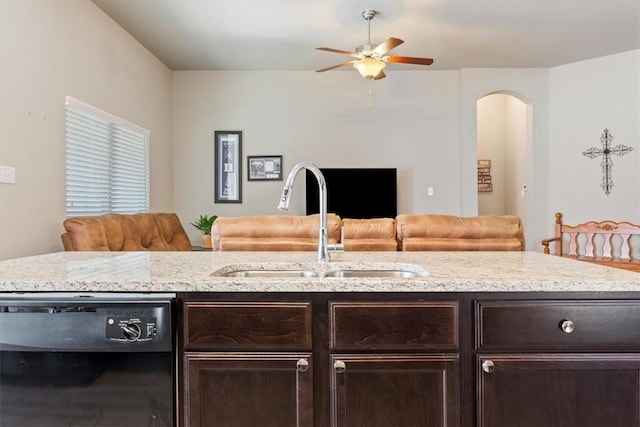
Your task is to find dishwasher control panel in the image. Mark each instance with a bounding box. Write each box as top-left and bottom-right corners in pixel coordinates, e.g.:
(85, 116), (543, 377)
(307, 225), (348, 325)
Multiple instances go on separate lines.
(106, 316), (157, 342)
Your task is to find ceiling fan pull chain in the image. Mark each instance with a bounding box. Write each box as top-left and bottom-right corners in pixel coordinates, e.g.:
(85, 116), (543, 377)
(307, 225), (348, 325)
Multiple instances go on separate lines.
(368, 80), (373, 108)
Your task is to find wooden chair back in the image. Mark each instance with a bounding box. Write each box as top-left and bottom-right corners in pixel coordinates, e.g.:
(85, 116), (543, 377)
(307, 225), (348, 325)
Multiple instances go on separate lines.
(541, 212), (640, 272)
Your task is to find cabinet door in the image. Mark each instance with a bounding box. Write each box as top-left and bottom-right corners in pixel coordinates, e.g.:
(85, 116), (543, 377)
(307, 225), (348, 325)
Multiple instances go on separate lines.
(330, 354), (459, 427)
(478, 354), (640, 427)
(184, 352), (312, 427)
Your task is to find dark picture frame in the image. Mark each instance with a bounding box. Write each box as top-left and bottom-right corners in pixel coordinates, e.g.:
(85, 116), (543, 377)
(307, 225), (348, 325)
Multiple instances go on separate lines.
(214, 131), (242, 203)
(247, 155), (283, 181)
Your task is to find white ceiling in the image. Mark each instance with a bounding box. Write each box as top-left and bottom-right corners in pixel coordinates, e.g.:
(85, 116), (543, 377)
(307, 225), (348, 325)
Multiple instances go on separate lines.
(91, 0), (640, 72)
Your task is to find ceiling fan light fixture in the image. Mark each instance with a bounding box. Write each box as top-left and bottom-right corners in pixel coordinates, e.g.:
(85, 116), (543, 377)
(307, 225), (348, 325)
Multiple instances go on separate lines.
(353, 57), (386, 79)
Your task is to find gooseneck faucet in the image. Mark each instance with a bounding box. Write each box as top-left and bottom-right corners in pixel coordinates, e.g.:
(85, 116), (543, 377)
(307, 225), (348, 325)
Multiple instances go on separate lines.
(278, 161), (330, 262)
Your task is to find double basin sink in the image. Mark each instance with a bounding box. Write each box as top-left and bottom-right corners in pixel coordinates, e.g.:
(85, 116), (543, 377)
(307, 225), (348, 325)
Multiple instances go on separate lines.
(216, 264), (427, 279)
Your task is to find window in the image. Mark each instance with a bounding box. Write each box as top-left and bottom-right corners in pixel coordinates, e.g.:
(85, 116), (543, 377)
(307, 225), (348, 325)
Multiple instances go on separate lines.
(65, 96), (150, 217)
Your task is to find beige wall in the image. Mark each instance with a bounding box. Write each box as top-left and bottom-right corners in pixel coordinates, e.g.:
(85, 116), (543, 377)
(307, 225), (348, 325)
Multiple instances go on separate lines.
(549, 50), (640, 225)
(0, 0), (173, 260)
(172, 70), (462, 244)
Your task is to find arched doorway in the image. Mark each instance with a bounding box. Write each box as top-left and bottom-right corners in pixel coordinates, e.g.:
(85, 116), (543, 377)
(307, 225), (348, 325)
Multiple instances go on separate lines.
(476, 92), (533, 243)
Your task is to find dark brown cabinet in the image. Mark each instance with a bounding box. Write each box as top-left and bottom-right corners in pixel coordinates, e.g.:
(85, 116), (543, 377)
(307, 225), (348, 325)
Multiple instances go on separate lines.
(477, 354), (640, 427)
(330, 354), (459, 426)
(329, 301), (458, 351)
(184, 352), (313, 426)
(179, 294), (639, 427)
(181, 301), (313, 426)
(476, 300), (640, 427)
(183, 301), (312, 351)
(329, 301), (460, 426)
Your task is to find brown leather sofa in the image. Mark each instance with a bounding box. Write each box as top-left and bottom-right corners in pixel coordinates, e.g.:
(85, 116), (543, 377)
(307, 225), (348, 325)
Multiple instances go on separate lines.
(213, 214), (524, 252)
(396, 214), (525, 251)
(342, 218), (398, 251)
(212, 214), (342, 251)
(61, 213), (192, 251)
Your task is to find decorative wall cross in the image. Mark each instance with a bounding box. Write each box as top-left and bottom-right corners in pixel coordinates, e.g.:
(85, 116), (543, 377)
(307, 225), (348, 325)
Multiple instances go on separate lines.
(582, 128), (634, 195)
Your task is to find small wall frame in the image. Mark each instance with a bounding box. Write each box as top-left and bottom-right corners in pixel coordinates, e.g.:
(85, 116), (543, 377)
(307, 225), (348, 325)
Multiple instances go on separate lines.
(247, 156), (283, 181)
(477, 159), (493, 192)
(214, 131), (242, 203)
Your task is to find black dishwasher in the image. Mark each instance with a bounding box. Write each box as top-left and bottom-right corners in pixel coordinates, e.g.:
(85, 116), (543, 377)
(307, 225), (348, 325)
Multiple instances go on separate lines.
(0, 293), (175, 427)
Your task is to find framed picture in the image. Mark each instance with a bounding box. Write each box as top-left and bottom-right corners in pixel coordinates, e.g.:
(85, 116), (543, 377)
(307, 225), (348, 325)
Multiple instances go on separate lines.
(248, 155), (283, 181)
(214, 131), (242, 203)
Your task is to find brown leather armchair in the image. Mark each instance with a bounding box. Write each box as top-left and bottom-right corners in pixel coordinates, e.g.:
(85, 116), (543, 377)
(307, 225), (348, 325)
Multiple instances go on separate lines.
(61, 213), (192, 251)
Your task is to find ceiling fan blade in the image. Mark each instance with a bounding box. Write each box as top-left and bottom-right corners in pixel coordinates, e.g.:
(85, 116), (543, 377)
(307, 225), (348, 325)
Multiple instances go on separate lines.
(316, 60), (357, 73)
(373, 70), (386, 80)
(373, 37), (404, 56)
(317, 47), (359, 57)
(387, 55), (434, 66)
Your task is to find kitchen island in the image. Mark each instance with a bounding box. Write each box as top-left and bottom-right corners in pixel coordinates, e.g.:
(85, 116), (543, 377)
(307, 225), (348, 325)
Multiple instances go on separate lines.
(1, 250), (639, 426)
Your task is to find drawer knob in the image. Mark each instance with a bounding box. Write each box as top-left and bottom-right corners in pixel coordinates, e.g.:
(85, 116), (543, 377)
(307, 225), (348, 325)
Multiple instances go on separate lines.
(560, 319), (575, 334)
(482, 360), (495, 374)
(296, 359), (309, 373)
(334, 360), (346, 374)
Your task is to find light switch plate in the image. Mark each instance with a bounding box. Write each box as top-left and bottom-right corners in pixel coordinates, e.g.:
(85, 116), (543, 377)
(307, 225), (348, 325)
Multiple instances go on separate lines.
(0, 165), (16, 184)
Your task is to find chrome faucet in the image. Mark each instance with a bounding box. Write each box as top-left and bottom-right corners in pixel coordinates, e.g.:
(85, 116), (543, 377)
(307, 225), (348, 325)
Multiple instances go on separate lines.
(278, 161), (336, 262)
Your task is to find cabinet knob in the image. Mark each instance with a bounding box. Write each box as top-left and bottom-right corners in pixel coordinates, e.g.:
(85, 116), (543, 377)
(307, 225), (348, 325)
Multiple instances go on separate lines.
(296, 359), (309, 373)
(334, 360), (346, 374)
(482, 360), (495, 374)
(560, 319), (575, 334)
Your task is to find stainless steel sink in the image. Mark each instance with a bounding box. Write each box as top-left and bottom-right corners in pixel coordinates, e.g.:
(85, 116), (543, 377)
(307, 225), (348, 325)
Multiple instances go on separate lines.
(221, 270), (319, 278)
(323, 270), (424, 278)
(214, 262), (428, 279)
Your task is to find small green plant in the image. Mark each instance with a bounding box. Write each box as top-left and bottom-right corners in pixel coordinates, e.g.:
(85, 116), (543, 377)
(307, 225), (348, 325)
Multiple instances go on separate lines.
(191, 214), (217, 235)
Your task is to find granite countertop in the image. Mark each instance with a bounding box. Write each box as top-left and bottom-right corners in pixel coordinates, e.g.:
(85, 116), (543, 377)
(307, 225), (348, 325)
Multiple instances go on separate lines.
(1, 251), (638, 293)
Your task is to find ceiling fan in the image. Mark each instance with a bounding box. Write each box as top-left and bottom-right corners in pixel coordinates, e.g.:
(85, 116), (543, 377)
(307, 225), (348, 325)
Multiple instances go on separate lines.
(316, 10), (434, 80)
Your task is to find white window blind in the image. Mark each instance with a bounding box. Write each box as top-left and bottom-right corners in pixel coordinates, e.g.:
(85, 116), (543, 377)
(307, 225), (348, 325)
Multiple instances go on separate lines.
(65, 96), (150, 217)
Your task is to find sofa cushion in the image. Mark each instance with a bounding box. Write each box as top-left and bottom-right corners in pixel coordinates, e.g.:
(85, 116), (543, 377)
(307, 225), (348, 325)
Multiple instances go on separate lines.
(212, 214), (341, 251)
(396, 214), (525, 251)
(342, 218), (398, 251)
(61, 213), (192, 251)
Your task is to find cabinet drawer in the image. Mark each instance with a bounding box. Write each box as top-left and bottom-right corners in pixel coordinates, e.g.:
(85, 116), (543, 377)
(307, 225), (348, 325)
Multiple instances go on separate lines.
(183, 302), (312, 351)
(330, 301), (458, 351)
(476, 300), (640, 350)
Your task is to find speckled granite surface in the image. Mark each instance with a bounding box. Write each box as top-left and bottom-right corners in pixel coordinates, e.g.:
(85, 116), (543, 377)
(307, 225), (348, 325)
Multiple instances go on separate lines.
(0, 251), (638, 293)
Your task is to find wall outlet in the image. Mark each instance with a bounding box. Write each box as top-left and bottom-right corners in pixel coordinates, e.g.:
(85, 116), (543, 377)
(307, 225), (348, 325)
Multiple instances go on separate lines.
(428, 187), (434, 196)
(0, 165), (16, 184)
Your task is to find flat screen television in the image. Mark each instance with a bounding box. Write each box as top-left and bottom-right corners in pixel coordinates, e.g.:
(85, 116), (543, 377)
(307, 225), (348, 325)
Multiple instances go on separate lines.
(306, 168), (397, 219)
